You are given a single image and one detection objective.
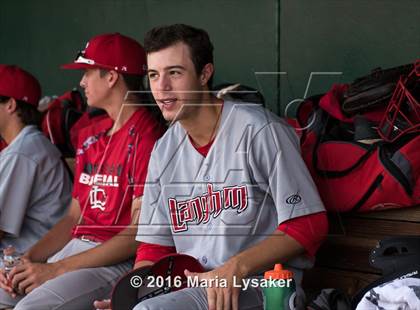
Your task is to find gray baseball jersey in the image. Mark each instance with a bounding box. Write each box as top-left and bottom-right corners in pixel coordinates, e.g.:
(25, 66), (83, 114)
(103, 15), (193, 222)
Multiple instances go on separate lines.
(136, 101), (324, 280)
(0, 125), (72, 253)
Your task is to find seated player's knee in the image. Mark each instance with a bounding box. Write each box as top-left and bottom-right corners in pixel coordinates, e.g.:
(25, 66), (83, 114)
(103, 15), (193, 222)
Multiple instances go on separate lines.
(13, 303), (32, 310)
(133, 301), (151, 310)
(132, 298), (167, 310)
(13, 288), (62, 310)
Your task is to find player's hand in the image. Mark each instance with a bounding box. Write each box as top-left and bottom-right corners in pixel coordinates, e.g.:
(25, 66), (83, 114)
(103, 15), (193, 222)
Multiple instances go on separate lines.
(93, 299), (111, 310)
(185, 258), (246, 310)
(0, 268), (17, 298)
(9, 260), (61, 294)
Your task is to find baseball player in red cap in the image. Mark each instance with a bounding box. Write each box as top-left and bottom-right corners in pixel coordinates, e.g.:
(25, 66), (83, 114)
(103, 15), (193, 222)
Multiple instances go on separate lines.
(0, 34), (165, 310)
(0, 65), (72, 254)
(127, 24), (327, 310)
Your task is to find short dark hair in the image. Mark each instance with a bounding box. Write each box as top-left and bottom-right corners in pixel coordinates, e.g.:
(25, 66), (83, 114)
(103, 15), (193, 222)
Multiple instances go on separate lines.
(16, 100), (42, 126)
(144, 24), (214, 86)
(0, 96), (9, 103)
(121, 73), (148, 101)
(0, 96), (42, 126)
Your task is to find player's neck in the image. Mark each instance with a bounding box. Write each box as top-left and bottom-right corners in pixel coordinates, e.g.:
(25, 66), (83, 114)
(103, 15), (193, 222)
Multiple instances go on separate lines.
(182, 97), (223, 147)
(106, 103), (138, 136)
(102, 85), (142, 135)
(1, 119), (26, 145)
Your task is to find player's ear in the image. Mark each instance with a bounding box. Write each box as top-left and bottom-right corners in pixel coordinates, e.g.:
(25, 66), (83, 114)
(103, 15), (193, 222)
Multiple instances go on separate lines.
(106, 70), (120, 88)
(199, 63), (214, 87)
(4, 97), (17, 114)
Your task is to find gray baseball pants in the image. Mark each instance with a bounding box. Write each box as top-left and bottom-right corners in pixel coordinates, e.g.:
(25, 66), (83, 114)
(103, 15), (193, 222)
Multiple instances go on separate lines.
(132, 286), (264, 310)
(132, 283), (306, 310)
(0, 238), (132, 310)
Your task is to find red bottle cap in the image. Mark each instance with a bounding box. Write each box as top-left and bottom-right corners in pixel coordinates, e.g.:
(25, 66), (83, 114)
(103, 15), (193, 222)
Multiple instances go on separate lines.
(264, 264), (293, 280)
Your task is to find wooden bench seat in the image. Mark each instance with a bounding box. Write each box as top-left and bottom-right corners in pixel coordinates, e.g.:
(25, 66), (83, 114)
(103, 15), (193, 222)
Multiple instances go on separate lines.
(303, 205), (420, 297)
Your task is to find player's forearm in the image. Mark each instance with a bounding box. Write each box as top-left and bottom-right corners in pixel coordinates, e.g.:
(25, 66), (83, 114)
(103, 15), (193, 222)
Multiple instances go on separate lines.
(25, 214), (77, 263)
(228, 230), (305, 278)
(134, 260), (154, 270)
(55, 225), (138, 274)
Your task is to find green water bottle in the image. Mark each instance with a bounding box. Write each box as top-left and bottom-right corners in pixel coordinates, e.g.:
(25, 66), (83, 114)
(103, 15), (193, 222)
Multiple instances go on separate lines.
(263, 264), (296, 310)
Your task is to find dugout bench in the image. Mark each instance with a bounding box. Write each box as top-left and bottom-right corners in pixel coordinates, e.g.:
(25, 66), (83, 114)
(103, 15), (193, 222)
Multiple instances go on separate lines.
(302, 206), (420, 298)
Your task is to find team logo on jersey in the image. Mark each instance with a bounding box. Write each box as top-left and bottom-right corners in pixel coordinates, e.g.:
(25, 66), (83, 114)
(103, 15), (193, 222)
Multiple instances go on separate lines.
(89, 185), (107, 211)
(286, 194), (302, 205)
(168, 184), (248, 233)
(79, 172), (119, 187)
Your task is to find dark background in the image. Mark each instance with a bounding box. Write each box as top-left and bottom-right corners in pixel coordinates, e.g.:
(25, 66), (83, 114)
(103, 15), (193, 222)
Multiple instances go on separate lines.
(1, 0), (419, 114)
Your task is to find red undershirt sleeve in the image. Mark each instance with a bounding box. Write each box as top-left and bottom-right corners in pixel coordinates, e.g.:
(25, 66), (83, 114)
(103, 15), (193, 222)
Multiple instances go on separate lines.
(135, 242), (177, 264)
(277, 211), (328, 257)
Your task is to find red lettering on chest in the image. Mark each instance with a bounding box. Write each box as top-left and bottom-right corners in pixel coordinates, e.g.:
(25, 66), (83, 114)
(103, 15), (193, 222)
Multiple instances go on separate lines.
(168, 184), (248, 233)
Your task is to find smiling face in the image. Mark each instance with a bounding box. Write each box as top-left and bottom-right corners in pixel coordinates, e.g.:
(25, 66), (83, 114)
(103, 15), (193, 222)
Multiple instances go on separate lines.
(147, 42), (211, 123)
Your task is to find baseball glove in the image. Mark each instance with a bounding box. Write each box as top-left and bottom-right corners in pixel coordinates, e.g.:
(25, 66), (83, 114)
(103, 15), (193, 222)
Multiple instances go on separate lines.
(342, 63), (413, 115)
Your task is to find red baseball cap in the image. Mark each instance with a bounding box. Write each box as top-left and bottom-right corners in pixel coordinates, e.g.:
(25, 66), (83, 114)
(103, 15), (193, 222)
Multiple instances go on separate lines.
(0, 64), (41, 107)
(61, 33), (147, 75)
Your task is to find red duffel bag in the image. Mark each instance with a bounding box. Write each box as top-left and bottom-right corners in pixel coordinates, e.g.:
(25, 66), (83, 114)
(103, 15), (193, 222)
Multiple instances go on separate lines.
(293, 61), (419, 212)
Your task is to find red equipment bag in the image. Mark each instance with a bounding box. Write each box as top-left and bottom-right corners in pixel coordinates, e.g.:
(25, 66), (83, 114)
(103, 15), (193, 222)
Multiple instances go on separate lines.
(68, 107), (109, 150)
(294, 62), (420, 212)
(41, 89), (86, 157)
(40, 90), (108, 157)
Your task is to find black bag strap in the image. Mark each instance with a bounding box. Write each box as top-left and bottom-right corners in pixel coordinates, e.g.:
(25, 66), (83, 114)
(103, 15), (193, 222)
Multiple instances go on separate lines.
(62, 105), (83, 157)
(312, 115), (380, 178)
(350, 174), (384, 212)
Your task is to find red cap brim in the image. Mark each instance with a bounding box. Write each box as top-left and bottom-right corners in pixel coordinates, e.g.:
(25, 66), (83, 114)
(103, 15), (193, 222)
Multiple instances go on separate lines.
(61, 62), (96, 70)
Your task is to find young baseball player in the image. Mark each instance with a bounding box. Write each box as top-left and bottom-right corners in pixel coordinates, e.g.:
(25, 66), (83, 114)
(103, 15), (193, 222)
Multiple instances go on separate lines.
(0, 33), (165, 310)
(0, 65), (72, 254)
(93, 24), (328, 310)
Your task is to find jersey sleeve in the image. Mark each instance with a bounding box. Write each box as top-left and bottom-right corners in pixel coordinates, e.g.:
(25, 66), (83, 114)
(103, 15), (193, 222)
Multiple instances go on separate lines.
(136, 147), (175, 247)
(135, 242), (176, 264)
(0, 154), (37, 236)
(248, 120), (325, 224)
(277, 211), (328, 257)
